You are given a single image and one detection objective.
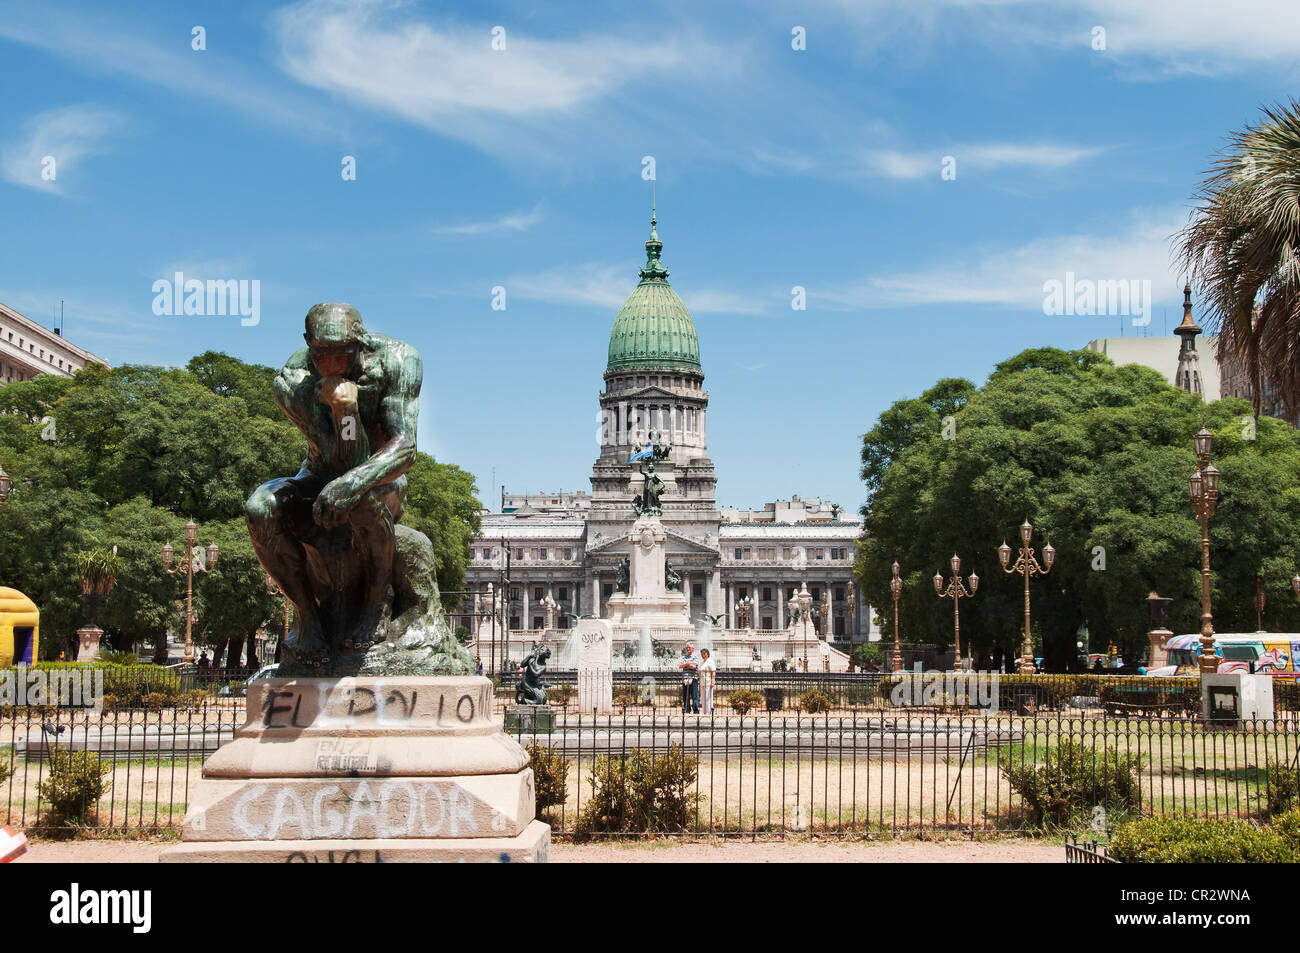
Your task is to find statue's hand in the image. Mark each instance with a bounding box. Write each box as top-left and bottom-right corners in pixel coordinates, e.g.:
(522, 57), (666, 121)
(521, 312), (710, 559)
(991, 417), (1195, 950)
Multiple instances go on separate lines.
(313, 479), (359, 528)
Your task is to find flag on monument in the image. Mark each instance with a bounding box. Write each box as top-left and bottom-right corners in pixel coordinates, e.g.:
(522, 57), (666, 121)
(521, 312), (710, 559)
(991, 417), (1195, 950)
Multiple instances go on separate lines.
(628, 444), (654, 462)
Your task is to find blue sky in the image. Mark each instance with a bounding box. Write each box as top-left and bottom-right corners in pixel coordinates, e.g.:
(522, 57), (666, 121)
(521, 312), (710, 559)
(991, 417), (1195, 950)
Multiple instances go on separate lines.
(1, 1), (1297, 512)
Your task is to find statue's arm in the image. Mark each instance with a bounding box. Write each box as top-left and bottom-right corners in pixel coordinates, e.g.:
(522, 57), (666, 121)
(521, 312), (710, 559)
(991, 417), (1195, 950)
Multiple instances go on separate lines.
(335, 345), (422, 499)
(274, 356), (324, 460)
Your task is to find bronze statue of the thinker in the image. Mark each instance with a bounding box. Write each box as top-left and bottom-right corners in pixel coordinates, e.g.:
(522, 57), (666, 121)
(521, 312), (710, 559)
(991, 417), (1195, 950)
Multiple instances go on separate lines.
(246, 303), (470, 675)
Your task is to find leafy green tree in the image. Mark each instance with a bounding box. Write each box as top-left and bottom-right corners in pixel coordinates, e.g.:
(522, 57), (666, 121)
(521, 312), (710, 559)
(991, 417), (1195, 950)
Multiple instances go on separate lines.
(858, 347), (1300, 669)
(0, 353), (484, 657)
(186, 351), (281, 421)
(403, 454), (483, 610)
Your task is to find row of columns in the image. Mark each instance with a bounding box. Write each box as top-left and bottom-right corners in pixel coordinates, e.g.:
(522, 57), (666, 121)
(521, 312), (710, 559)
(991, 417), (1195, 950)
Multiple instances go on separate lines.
(724, 580), (861, 633)
(609, 400), (705, 450)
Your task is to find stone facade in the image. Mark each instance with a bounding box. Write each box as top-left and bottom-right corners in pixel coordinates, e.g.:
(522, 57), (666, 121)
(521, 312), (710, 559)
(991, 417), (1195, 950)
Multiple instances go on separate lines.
(0, 300), (109, 383)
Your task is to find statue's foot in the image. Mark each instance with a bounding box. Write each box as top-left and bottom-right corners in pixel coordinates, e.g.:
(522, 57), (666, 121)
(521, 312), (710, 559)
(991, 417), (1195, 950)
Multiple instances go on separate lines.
(285, 619), (330, 667)
(341, 603), (391, 652)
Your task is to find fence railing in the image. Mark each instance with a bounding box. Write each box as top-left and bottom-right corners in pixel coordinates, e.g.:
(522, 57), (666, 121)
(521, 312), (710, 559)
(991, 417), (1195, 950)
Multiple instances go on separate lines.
(505, 713), (1300, 838)
(5, 706), (1296, 838)
(1065, 835), (1119, 863)
(492, 670), (1300, 717)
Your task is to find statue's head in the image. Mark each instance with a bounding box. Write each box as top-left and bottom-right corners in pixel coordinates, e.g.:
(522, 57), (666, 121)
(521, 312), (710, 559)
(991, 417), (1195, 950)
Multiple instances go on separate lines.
(304, 303), (371, 378)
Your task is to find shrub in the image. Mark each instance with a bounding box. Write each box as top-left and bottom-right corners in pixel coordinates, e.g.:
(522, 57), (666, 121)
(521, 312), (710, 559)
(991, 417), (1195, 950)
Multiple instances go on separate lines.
(1000, 739), (1142, 828)
(727, 689), (763, 716)
(1111, 815), (1297, 863)
(99, 694), (119, 712)
(39, 749), (112, 824)
(176, 690), (209, 712)
(573, 745), (699, 839)
(0, 756), (10, 785)
(97, 650), (139, 666)
(1265, 764), (1299, 816)
(611, 687), (639, 709)
(547, 685), (574, 707)
(1273, 807), (1300, 851)
(142, 692), (170, 711)
(799, 688), (832, 714)
(527, 744), (568, 820)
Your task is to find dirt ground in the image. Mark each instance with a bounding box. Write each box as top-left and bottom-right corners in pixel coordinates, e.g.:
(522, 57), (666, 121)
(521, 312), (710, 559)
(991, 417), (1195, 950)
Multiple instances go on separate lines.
(16, 836), (1063, 864)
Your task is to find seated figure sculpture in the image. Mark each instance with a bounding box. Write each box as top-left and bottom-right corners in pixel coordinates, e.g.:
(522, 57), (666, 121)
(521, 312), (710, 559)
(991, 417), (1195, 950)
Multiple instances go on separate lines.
(245, 303), (471, 675)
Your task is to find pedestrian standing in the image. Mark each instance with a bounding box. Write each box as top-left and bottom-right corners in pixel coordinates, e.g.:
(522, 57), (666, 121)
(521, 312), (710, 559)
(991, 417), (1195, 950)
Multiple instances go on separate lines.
(699, 647), (717, 715)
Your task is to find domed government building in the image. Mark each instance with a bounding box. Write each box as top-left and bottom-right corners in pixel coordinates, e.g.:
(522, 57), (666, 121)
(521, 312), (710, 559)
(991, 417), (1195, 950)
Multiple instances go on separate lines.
(462, 214), (869, 669)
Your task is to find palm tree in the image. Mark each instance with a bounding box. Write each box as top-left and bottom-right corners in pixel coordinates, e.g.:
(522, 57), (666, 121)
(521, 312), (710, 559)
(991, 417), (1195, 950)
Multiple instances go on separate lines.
(1177, 101), (1300, 418)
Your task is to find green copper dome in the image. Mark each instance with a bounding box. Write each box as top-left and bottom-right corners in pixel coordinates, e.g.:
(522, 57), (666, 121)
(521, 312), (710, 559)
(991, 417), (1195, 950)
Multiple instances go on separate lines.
(606, 218), (701, 375)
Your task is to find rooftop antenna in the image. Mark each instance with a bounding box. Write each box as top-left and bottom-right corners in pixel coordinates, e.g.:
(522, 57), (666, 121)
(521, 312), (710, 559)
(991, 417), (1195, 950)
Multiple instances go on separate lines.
(55, 299), (64, 337)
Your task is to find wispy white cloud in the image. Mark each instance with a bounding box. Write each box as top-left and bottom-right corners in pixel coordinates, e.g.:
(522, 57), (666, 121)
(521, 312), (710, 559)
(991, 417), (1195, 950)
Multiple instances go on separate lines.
(862, 142), (1108, 180)
(0, 7), (332, 134)
(817, 0), (1300, 76)
(0, 105), (124, 193)
(272, 0), (737, 157)
(434, 203), (545, 236)
(817, 207), (1183, 310)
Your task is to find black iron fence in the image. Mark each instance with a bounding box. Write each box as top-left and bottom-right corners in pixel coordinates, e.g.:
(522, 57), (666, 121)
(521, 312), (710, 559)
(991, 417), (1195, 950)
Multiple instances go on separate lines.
(494, 670), (1300, 717)
(507, 713), (1300, 838)
(1065, 835), (1119, 863)
(1, 706), (241, 834)
(5, 704), (1297, 839)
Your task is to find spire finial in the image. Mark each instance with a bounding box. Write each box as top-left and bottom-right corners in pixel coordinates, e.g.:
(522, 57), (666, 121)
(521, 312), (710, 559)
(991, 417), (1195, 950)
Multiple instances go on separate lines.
(639, 191), (668, 282)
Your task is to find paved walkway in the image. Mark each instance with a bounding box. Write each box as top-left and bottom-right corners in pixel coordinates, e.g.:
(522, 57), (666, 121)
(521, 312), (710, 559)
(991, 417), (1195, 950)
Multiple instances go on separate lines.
(17, 836), (1062, 863)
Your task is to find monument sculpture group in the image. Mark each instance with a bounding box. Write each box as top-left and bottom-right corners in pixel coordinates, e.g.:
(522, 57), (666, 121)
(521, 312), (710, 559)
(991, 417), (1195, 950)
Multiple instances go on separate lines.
(163, 304), (548, 863)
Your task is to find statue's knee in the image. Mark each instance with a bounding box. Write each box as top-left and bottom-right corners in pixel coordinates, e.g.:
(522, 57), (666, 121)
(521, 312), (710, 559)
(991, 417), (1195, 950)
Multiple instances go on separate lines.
(245, 484), (282, 531)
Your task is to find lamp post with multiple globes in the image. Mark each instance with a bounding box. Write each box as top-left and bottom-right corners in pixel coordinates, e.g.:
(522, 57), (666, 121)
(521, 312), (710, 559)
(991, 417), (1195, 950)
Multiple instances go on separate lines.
(845, 581), (857, 671)
(161, 520), (219, 663)
(1188, 427), (1221, 675)
(998, 520), (1055, 674)
(933, 555), (978, 671)
(889, 561), (903, 672)
(792, 582), (813, 672)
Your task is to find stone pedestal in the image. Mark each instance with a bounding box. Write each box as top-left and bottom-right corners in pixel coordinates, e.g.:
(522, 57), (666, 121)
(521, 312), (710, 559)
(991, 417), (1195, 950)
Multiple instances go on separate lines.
(76, 626), (102, 662)
(504, 705), (555, 732)
(604, 516), (691, 628)
(161, 676), (548, 863)
(1147, 627), (1172, 669)
(1201, 672), (1274, 723)
(575, 619), (613, 714)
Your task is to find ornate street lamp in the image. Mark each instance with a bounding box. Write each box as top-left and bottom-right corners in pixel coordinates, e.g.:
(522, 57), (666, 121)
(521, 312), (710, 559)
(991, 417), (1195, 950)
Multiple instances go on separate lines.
(934, 554), (978, 671)
(162, 519), (219, 663)
(540, 594), (559, 631)
(737, 594), (753, 629)
(1188, 427), (1220, 675)
(793, 582), (813, 672)
(998, 519), (1055, 674)
(846, 581), (857, 671)
(889, 561), (903, 672)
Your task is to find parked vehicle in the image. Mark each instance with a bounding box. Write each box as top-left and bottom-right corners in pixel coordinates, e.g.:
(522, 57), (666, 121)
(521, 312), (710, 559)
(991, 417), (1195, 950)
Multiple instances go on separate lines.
(1146, 633), (1299, 680)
